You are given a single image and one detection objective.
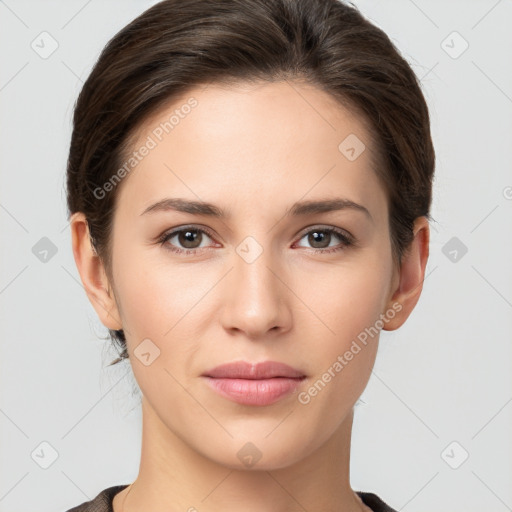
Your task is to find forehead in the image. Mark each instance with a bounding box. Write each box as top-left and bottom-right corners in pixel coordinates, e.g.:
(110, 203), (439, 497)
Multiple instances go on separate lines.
(114, 79), (386, 219)
(136, 79), (374, 152)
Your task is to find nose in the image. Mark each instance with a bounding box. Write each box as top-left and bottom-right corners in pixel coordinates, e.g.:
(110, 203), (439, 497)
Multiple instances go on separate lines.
(220, 240), (292, 340)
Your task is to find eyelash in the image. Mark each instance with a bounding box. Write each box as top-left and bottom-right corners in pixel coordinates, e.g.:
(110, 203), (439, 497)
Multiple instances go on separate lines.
(157, 225), (355, 256)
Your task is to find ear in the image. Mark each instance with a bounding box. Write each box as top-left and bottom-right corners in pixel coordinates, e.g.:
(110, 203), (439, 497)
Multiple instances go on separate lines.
(383, 216), (430, 331)
(69, 212), (123, 331)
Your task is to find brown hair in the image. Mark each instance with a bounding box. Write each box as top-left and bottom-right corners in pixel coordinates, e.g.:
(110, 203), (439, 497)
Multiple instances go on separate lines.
(66, 0), (435, 364)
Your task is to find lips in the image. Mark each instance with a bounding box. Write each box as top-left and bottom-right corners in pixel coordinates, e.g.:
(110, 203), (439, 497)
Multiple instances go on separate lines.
(202, 360), (306, 379)
(202, 361), (306, 406)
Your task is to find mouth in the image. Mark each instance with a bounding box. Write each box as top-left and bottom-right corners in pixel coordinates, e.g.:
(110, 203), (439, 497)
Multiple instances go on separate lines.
(201, 360), (306, 406)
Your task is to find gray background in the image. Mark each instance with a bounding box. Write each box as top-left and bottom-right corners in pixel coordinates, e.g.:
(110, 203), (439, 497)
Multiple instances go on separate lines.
(1, 1), (511, 511)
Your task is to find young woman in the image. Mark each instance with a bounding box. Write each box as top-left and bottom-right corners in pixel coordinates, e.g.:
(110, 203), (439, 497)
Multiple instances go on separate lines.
(65, 0), (434, 511)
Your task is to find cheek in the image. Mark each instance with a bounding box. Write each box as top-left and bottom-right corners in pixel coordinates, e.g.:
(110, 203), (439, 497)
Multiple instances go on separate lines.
(111, 248), (221, 393)
(113, 245), (210, 336)
(299, 255), (391, 344)
(296, 252), (391, 388)
(112, 255), (208, 410)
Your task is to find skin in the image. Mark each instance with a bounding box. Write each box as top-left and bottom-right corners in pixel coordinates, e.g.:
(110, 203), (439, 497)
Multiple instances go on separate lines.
(71, 80), (429, 512)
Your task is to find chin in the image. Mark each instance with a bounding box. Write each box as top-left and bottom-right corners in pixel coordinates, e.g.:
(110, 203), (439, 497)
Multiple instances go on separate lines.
(197, 430), (318, 472)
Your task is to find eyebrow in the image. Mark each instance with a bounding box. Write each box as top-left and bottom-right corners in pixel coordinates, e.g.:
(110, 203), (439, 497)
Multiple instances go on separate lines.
(140, 197), (372, 221)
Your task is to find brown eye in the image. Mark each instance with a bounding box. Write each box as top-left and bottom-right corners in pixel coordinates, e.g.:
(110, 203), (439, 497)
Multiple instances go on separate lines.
(296, 227), (354, 253)
(176, 229), (203, 249)
(307, 230), (332, 249)
(159, 226), (216, 254)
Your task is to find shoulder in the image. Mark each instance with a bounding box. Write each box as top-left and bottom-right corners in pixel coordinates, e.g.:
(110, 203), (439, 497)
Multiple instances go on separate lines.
(356, 491), (398, 512)
(65, 484), (129, 512)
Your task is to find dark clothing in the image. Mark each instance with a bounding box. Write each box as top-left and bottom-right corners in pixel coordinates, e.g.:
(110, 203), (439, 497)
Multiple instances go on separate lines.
(66, 484), (398, 512)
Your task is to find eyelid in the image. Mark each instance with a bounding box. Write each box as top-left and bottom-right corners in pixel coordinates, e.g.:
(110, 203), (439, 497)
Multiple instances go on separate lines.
(295, 224), (355, 244)
(157, 224), (217, 242)
(158, 224), (353, 241)
(157, 223), (356, 253)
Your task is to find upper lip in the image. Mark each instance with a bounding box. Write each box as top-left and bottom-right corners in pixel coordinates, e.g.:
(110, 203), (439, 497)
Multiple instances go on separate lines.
(202, 361), (306, 379)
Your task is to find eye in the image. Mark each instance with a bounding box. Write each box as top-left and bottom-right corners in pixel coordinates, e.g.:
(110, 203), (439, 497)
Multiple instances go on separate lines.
(157, 225), (355, 256)
(294, 226), (354, 254)
(158, 226), (218, 254)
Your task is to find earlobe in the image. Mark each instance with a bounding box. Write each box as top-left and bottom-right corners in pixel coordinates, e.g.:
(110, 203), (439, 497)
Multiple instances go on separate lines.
(383, 216), (430, 331)
(69, 212), (123, 331)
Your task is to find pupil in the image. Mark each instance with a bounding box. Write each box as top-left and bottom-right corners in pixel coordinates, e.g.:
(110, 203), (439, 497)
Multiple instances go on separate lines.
(310, 231), (329, 248)
(180, 230), (200, 248)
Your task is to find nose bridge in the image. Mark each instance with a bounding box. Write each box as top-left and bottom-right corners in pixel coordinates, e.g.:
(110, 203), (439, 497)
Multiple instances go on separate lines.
(221, 234), (289, 336)
(234, 234), (281, 305)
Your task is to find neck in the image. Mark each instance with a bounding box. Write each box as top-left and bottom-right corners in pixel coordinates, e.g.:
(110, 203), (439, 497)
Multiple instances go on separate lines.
(117, 397), (367, 512)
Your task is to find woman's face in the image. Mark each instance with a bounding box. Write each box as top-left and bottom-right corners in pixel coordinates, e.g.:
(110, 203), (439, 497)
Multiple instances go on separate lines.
(104, 80), (401, 469)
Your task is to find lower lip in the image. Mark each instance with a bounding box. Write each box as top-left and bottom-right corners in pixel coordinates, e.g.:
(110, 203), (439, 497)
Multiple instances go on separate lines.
(203, 377), (305, 406)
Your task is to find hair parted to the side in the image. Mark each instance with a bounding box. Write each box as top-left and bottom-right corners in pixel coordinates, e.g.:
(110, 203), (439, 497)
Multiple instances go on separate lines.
(66, 0), (435, 366)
